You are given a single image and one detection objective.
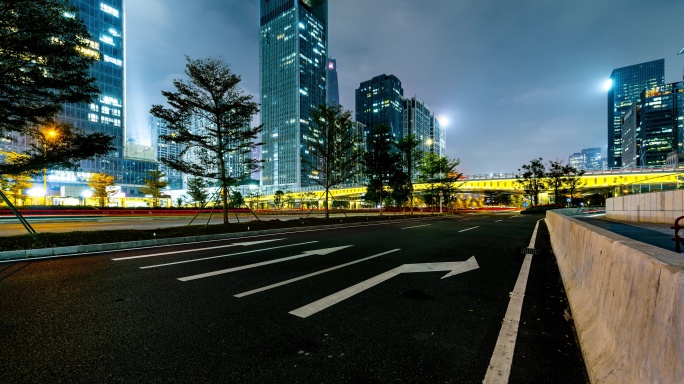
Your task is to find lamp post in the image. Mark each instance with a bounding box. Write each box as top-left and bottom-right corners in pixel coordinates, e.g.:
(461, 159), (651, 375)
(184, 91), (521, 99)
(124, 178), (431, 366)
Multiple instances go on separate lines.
(42, 129), (57, 206)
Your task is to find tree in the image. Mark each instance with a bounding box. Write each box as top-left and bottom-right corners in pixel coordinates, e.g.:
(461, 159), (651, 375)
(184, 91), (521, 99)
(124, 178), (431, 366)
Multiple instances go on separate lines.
(87, 172), (116, 208)
(186, 177), (209, 207)
(0, 152), (35, 205)
(228, 190), (244, 208)
(300, 191), (318, 209)
(546, 160), (567, 207)
(0, 0), (99, 136)
(362, 124), (400, 214)
(395, 135), (423, 212)
(515, 158), (546, 208)
(150, 56), (262, 224)
(305, 104), (359, 219)
(565, 167), (585, 207)
(0, 1), (114, 176)
(274, 190), (285, 209)
(140, 170), (169, 208)
(417, 153), (463, 210)
(0, 121), (114, 176)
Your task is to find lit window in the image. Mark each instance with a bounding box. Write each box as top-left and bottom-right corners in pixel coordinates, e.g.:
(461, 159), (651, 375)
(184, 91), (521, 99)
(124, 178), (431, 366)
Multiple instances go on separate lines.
(100, 35), (114, 46)
(100, 3), (120, 17)
(103, 55), (122, 66)
(88, 113), (98, 122)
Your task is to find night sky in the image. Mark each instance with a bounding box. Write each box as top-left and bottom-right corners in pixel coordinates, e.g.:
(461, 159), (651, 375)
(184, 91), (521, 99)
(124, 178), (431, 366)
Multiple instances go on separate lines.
(125, 0), (684, 176)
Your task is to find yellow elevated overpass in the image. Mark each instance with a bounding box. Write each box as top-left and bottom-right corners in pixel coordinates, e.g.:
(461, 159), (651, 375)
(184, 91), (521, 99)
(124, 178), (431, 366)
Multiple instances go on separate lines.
(253, 167), (683, 207)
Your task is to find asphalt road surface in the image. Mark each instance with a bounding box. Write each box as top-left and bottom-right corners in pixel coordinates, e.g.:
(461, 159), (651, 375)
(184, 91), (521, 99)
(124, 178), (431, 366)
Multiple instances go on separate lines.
(0, 212), (376, 237)
(0, 214), (588, 383)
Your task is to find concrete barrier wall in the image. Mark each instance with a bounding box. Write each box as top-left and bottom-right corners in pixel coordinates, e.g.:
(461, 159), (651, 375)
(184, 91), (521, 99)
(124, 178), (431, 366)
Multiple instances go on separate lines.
(546, 211), (684, 384)
(607, 189), (684, 223)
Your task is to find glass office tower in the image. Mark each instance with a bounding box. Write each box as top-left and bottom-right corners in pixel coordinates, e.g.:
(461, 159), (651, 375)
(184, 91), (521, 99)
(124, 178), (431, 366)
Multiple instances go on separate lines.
(607, 59), (664, 168)
(355, 74), (404, 139)
(0, 1), (159, 200)
(327, 57), (339, 106)
(259, 0), (328, 190)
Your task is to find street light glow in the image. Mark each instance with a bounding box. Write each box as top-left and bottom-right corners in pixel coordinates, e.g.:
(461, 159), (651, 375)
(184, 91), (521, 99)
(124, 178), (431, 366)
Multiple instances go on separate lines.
(438, 115), (449, 127)
(602, 79), (613, 92)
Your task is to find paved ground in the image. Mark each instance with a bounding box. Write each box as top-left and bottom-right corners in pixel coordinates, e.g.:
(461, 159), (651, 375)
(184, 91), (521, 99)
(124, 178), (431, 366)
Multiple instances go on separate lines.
(0, 213), (589, 383)
(576, 214), (676, 252)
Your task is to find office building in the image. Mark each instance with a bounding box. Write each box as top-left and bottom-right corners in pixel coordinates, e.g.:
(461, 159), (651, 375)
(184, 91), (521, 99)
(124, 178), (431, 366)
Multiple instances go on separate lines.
(355, 74), (404, 139)
(582, 147), (602, 170)
(621, 105), (639, 168)
(150, 117), (183, 190)
(259, 0), (328, 190)
(431, 114), (446, 157)
(402, 96), (446, 157)
(1, 0), (158, 202)
(327, 58), (339, 106)
(637, 83), (684, 167)
(569, 153), (584, 169)
(403, 96), (432, 154)
(607, 59), (665, 168)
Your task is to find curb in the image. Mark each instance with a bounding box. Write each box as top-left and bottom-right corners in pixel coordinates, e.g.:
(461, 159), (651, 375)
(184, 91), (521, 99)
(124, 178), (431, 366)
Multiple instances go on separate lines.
(0, 216), (440, 262)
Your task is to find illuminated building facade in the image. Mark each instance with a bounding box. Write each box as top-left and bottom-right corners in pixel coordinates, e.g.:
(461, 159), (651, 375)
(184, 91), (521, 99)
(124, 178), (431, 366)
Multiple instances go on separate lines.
(0, 0), (159, 202)
(402, 96), (446, 158)
(355, 74), (404, 139)
(608, 59), (664, 168)
(582, 147), (602, 170)
(637, 83), (684, 167)
(430, 114), (446, 157)
(327, 57), (339, 106)
(569, 153), (584, 169)
(150, 117), (183, 190)
(259, 0), (328, 190)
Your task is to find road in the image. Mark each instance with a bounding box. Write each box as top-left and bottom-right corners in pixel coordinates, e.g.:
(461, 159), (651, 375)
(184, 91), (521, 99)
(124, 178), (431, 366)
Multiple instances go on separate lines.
(0, 211), (383, 237)
(0, 213), (588, 383)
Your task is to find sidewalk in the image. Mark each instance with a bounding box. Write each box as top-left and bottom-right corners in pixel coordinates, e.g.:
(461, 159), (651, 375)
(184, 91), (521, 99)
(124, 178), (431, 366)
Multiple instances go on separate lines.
(575, 214), (677, 253)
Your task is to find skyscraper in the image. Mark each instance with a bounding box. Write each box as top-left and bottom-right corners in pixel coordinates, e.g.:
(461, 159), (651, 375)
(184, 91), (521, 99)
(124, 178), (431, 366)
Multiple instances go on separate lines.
(608, 59), (664, 168)
(403, 96), (432, 154)
(327, 57), (339, 106)
(2, 0), (158, 201)
(259, 0), (328, 190)
(355, 74), (404, 139)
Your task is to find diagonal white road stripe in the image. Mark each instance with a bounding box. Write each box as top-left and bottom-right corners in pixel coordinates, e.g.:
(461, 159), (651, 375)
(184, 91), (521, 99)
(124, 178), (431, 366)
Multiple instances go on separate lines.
(178, 245), (352, 282)
(139, 241), (318, 269)
(112, 239), (285, 261)
(234, 249), (401, 297)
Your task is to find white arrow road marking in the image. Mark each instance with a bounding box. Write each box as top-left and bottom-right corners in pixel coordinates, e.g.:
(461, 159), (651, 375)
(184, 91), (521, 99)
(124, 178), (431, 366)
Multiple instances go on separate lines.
(112, 239), (285, 261)
(401, 224), (431, 230)
(459, 226), (479, 232)
(178, 245), (352, 282)
(289, 256), (479, 318)
(234, 249), (401, 298)
(139, 241), (318, 269)
(483, 219), (540, 384)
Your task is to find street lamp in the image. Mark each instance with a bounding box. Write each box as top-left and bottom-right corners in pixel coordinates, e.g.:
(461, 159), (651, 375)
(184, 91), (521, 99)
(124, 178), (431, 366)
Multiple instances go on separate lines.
(42, 129), (57, 206)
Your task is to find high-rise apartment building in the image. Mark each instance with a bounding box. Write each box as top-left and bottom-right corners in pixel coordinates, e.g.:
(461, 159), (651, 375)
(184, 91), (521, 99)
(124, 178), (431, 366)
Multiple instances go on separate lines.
(608, 59), (665, 168)
(355, 74), (404, 139)
(259, 0), (328, 190)
(327, 57), (339, 106)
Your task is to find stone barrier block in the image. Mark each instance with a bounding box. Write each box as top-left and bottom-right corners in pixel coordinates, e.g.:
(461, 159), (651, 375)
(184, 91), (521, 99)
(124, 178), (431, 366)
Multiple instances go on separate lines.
(547, 211), (684, 383)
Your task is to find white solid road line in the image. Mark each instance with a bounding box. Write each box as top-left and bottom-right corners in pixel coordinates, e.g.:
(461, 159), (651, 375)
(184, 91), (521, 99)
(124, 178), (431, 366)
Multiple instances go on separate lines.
(401, 224), (431, 230)
(459, 226), (479, 232)
(112, 238), (285, 261)
(483, 219), (541, 384)
(178, 245), (352, 282)
(139, 241), (318, 269)
(234, 249), (401, 298)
